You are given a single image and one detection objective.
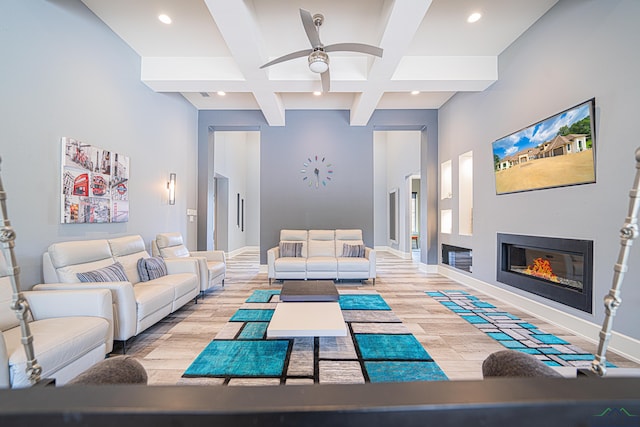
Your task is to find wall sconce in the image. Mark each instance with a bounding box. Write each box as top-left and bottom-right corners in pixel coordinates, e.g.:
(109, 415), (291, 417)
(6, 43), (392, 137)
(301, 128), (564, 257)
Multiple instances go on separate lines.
(167, 173), (176, 205)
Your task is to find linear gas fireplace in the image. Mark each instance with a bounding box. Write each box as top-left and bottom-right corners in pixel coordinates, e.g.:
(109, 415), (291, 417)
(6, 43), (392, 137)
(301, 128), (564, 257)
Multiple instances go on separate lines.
(497, 233), (593, 313)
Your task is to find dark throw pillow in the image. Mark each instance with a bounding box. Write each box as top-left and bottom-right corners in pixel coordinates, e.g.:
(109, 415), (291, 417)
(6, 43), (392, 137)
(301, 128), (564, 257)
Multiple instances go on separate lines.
(77, 262), (128, 282)
(279, 242), (303, 257)
(342, 243), (365, 258)
(137, 257), (168, 282)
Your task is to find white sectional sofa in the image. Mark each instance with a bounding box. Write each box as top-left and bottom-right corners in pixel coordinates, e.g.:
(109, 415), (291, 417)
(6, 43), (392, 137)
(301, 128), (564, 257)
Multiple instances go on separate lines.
(37, 235), (199, 344)
(267, 229), (376, 285)
(1, 276), (113, 388)
(152, 232), (226, 295)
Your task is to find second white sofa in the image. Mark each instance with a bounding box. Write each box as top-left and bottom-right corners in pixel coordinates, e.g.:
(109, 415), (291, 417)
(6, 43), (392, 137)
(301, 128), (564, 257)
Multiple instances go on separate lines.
(152, 232), (226, 295)
(267, 229), (376, 285)
(37, 235), (199, 344)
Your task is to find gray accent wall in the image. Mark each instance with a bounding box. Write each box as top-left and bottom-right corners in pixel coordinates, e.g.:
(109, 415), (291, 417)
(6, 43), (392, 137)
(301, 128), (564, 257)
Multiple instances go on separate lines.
(438, 0), (640, 340)
(198, 109), (438, 264)
(0, 0), (198, 287)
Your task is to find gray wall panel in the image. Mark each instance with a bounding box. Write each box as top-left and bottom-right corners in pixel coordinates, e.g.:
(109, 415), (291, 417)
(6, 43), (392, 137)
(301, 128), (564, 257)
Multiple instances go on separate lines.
(198, 109), (438, 264)
(438, 0), (640, 340)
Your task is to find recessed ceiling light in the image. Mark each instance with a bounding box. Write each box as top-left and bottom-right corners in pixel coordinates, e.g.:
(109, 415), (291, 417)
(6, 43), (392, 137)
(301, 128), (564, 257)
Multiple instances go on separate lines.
(313, 91), (322, 96)
(411, 90), (420, 95)
(158, 14), (172, 24)
(217, 91), (226, 96)
(467, 12), (482, 23)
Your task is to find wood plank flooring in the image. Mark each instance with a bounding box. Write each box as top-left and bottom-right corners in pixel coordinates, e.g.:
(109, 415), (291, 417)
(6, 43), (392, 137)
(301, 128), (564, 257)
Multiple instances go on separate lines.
(124, 250), (639, 385)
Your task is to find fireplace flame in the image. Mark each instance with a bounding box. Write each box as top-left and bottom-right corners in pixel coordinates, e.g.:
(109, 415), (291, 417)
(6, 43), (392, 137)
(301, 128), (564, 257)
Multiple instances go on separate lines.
(524, 257), (559, 283)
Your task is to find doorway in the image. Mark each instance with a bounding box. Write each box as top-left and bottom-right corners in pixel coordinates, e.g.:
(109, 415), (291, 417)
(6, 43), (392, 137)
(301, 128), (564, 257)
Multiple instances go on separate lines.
(212, 131), (261, 255)
(373, 130), (421, 258)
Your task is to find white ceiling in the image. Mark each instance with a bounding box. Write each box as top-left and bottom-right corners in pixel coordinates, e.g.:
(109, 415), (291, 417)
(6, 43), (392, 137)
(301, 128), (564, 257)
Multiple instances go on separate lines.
(81, 0), (558, 126)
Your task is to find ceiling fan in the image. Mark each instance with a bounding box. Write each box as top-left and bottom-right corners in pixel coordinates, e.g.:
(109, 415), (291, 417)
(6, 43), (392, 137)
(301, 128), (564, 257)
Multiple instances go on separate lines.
(259, 9), (383, 92)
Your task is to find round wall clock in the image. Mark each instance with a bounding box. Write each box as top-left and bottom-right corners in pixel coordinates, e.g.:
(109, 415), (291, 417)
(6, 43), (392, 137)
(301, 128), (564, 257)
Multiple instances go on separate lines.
(301, 155), (333, 188)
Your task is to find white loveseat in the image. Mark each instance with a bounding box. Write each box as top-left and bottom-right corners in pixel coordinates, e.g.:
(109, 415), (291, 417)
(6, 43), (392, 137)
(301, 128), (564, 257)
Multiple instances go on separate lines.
(37, 235), (199, 344)
(267, 229), (376, 285)
(1, 276), (113, 388)
(152, 232), (226, 295)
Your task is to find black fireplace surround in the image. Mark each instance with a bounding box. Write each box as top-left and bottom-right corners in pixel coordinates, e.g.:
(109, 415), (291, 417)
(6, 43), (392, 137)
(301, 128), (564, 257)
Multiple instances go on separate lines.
(497, 233), (593, 313)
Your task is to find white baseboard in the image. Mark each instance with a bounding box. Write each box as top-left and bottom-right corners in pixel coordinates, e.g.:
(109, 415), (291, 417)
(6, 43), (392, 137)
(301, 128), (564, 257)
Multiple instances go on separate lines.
(374, 246), (412, 259)
(227, 245), (259, 259)
(437, 265), (640, 365)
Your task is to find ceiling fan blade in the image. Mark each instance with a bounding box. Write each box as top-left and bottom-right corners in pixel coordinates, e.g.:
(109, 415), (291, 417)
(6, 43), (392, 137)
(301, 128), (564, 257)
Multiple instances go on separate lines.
(324, 43), (383, 58)
(321, 68), (330, 92)
(300, 9), (322, 47)
(260, 48), (313, 69)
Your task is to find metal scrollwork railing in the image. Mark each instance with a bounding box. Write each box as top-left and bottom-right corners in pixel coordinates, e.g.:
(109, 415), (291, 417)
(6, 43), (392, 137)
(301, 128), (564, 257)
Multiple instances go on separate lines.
(0, 156), (42, 385)
(591, 147), (640, 376)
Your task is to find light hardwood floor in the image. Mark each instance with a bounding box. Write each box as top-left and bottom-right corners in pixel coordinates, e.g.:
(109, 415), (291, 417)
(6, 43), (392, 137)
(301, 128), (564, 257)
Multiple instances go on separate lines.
(124, 250), (639, 385)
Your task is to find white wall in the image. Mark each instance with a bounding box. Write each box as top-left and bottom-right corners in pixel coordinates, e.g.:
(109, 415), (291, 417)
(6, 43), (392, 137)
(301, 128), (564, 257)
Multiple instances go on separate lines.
(0, 0), (198, 287)
(438, 0), (640, 343)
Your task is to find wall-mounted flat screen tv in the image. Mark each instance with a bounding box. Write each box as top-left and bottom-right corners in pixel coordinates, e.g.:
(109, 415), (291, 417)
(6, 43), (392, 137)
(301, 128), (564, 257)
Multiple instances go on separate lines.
(492, 99), (596, 195)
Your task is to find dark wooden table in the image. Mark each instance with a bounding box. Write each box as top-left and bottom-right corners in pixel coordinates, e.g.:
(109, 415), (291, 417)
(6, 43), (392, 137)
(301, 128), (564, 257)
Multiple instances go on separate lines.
(280, 280), (339, 302)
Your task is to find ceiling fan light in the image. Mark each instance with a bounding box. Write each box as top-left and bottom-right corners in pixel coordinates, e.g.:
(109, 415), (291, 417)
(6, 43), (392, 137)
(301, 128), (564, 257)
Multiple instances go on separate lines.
(158, 14), (172, 24)
(308, 50), (329, 73)
(467, 12), (482, 23)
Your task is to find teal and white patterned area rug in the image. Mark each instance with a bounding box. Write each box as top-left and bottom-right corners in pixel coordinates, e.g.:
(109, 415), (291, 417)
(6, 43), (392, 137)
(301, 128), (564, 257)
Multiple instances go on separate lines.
(183, 289), (448, 385)
(427, 290), (615, 369)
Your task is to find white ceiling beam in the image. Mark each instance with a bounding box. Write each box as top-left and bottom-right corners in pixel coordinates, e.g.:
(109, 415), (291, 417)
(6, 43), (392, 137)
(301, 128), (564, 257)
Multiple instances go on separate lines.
(141, 55), (496, 92)
(350, 0), (434, 126)
(393, 56), (498, 81)
(204, 0), (286, 126)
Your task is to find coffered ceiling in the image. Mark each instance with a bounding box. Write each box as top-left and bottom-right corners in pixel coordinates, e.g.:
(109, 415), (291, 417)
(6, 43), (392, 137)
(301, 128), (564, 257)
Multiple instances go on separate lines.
(81, 0), (558, 125)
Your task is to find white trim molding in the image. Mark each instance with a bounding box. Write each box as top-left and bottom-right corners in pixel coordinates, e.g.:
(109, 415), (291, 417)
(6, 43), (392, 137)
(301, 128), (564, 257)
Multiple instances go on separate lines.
(437, 265), (640, 365)
(375, 246), (412, 259)
(227, 245), (260, 259)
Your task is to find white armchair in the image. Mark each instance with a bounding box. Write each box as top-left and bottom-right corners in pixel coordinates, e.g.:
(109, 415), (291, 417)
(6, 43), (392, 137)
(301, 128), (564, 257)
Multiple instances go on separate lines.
(153, 232), (226, 296)
(0, 276), (113, 388)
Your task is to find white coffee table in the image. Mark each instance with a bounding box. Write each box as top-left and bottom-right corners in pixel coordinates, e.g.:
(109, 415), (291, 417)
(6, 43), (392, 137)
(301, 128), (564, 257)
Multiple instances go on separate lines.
(267, 302), (347, 338)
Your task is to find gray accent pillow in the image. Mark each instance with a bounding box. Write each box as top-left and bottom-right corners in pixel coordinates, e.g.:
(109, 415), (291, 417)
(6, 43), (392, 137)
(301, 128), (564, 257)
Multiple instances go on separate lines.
(342, 243), (365, 257)
(77, 262), (128, 282)
(280, 242), (302, 257)
(137, 257), (168, 282)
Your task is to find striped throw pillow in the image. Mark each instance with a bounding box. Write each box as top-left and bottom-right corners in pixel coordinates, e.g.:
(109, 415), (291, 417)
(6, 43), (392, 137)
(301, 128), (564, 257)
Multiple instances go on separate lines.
(342, 243), (365, 258)
(137, 257), (168, 282)
(77, 262), (128, 282)
(279, 242), (303, 257)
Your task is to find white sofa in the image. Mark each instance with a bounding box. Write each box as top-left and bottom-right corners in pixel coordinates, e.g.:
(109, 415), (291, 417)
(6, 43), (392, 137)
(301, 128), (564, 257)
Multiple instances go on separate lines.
(37, 235), (199, 344)
(1, 276), (113, 388)
(267, 229), (376, 285)
(152, 232), (225, 295)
